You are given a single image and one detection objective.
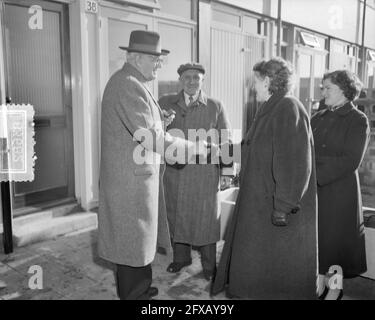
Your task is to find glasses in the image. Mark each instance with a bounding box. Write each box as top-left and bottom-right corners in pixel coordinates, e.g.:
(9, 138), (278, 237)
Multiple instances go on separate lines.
(145, 55), (164, 65)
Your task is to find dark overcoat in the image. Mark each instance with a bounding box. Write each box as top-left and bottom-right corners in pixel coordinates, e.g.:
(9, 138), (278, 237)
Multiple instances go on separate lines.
(158, 91), (232, 245)
(212, 92), (318, 300)
(311, 102), (370, 277)
(98, 63), (193, 267)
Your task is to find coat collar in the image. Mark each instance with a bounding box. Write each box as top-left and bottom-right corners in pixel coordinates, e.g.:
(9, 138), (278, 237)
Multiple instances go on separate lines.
(172, 90), (208, 110)
(256, 91), (288, 118)
(320, 101), (354, 117)
(122, 62), (148, 83)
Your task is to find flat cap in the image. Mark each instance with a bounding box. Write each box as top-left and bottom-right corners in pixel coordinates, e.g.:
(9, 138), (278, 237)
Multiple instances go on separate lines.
(177, 63), (205, 76)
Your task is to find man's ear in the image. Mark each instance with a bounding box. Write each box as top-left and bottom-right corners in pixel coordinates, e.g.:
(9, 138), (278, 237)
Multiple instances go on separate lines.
(135, 54), (142, 67)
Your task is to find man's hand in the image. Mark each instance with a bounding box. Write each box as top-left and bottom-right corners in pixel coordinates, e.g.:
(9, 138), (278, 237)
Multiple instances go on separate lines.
(220, 176), (232, 190)
(162, 109), (176, 127)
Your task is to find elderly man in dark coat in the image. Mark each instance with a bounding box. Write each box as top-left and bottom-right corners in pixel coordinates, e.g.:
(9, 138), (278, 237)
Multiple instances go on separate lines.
(159, 63), (234, 281)
(98, 31), (204, 300)
(212, 58), (318, 300)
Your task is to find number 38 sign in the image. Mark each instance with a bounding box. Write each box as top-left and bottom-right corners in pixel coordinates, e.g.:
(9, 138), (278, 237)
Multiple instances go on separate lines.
(85, 0), (98, 14)
(0, 104), (35, 182)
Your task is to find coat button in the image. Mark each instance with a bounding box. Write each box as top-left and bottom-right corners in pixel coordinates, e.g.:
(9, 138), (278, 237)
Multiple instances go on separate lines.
(322, 144), (326, 148)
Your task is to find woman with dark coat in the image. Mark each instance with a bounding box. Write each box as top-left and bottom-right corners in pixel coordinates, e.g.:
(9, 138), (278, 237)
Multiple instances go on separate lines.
(211, 58), (318, 300)
(312, 70), (370, 300)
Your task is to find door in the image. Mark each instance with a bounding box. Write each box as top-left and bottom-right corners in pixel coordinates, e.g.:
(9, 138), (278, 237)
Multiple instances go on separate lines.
(296, 47), (327, 116)
(210, 25), (266, 141)
(3, 0), (74, 213)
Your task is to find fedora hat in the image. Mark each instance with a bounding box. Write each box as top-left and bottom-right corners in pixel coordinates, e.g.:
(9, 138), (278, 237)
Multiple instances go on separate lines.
(119, 30), (169, 56)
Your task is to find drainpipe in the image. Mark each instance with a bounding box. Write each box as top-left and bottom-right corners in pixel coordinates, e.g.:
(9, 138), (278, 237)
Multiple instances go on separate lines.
(361, 0), (367, 82)
(276, 0), (282, 56)
(0, 0), (13, 254)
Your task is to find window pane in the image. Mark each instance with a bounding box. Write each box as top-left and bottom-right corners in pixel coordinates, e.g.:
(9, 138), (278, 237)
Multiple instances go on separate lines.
(157, 22), (193, 97)
(298, 53), (312, 111)
(212, 9), (240, 28)
(159, 0), (192, 20)
(243, 16), (258, 34)
(313, 54), (326, 101)
(108, 19), (146, 77)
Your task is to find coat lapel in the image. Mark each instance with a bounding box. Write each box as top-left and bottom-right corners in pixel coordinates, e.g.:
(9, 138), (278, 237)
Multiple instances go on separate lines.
(122, 63), (165, 124)
(141, 82), (165, 121)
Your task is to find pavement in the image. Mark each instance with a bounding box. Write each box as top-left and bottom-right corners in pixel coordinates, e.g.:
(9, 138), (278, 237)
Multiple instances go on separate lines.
(1, 227), (375, 300)
(0, 227), (228, 300)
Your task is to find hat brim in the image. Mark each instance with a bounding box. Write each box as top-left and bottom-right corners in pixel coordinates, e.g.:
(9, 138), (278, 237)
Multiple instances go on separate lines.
(119, 47), (170, 56)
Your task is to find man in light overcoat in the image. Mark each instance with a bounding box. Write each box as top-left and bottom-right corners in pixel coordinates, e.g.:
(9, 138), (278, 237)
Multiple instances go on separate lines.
(98, 31), (205, 300)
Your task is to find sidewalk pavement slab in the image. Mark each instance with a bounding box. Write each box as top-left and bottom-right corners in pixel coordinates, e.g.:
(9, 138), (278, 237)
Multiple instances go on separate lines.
(1, 228), (374, 300)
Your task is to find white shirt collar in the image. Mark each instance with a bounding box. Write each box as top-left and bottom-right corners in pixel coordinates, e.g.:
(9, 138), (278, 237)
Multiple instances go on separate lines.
(184, 91), (200, 106)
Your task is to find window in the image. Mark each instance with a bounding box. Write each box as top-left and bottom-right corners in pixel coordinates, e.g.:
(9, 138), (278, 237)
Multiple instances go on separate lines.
(300, 32), (320, 48)
(159, 0), (192, 20)
(157, 22), (194, 97)
(242, 15), (258, 34)
(212, 9), (240, 28)
(108, 0), (160, 9)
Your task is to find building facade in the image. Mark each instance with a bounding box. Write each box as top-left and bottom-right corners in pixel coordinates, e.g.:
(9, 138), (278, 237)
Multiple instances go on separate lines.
(1, 0), (375, 218)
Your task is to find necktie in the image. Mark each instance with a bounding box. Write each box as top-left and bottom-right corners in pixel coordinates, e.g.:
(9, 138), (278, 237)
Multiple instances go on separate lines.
(188, 95), (194, 106)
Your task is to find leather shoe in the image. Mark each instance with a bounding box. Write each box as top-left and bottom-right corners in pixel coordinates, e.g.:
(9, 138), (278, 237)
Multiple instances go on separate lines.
(166, 261), (192, 273)
(318, 287), (328, 300)
(147, 286), (159, 298)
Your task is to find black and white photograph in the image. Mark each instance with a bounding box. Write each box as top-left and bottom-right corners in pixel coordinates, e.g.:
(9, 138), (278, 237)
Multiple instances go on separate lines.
(0, 0), (375, 305)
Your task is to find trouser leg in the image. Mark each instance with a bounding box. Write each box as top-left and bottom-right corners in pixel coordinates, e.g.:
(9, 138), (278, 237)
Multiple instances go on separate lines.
(173, 242), (192, 263)
(115, 263), (152, 300)
(199, 243), (217, 272)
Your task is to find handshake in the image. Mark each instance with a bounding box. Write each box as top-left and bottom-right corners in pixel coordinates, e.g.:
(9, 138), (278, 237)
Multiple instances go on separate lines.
(167, 140), (236, 168)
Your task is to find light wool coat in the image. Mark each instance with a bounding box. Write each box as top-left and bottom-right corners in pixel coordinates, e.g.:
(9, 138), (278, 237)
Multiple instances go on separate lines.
(98, 63), (193, 266)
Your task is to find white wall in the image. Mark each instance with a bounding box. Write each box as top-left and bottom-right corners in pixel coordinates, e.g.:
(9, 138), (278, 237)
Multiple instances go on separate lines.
(70, 0), (100, 210)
